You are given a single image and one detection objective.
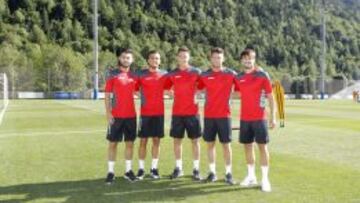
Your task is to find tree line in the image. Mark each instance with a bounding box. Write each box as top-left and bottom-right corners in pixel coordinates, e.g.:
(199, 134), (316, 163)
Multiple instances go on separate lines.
(0, 0), (359, 93)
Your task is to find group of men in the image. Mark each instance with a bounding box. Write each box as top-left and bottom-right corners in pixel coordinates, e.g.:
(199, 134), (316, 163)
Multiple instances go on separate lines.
(104, 46), (276, 192)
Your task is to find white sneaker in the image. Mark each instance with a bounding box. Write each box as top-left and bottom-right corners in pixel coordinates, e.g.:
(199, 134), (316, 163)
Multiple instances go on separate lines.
(261, 179), (272, 192)
(240, 176), (258, 187)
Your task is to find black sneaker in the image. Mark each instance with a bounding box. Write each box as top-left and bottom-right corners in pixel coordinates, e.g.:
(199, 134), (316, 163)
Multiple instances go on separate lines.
(124, 170), (137, 182)
(192, 169), (202, 181)
(105, 172), (115, 185)
(225, 173), (236, 185)
(137, 169), (145, 180)
(150, 168), (160, 179)
(205, 172), (217, 182)
(169, 167), (183, 179)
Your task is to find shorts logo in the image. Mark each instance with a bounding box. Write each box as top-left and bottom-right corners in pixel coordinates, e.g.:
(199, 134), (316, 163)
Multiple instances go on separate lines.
(207, 77), (215, 80)
(175, 76), (182, 78)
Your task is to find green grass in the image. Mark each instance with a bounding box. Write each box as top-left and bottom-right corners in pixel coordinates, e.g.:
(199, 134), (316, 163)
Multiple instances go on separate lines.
(0, 99), (359, 203)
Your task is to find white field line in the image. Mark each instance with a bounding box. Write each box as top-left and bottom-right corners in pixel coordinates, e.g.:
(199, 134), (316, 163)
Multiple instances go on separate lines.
(0, 129), (106, 139)
(53, 100), (105, 115)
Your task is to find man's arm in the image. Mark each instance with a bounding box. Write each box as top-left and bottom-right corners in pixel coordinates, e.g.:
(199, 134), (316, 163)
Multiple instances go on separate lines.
(105, 92), (113, 124)
(267, 93), (276, 129)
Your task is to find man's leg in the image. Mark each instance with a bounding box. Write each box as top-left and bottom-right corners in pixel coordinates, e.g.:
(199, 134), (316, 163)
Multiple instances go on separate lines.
(105, 142), (117, 184)
(108, 142), (118, 173)
(192, 138), (200, 170)
(240, 143), (257, 186)
(222, 143), (232, 174)
(170, 137), (184, 179)
(124, 141), (134, 172)
(258, 143), (271, 192)
(244, 143), (256, 178)
(138, 138), (148, 172)
(124, 141), (137, 181)
(174, 138), (183, 171)
(150, 137), (161, 179)
(205, 141), (217, 182)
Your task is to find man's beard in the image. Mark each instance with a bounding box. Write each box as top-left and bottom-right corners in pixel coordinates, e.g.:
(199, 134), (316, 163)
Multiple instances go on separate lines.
(118, 60), (130, 69)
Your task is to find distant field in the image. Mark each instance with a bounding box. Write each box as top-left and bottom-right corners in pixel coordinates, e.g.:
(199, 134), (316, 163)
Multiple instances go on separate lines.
(0, 99), (359, 203)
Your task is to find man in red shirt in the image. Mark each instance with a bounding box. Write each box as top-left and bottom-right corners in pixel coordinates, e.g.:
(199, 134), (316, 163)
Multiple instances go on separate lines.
(165, 47), (202, 181)
(198, 47), (237, 185)
(104, 48), (139, 184)
(235, 49), (276, 192)
(136, 50), (168, 180)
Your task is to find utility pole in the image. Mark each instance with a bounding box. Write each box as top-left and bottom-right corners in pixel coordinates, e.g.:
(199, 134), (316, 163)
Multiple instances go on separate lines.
(93, 0), (99, 100)
(320, 0), (326, 99)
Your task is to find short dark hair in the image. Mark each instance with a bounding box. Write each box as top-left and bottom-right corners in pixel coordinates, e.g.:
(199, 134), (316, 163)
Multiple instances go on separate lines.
(116, 48), (133, 57)
(240, 48), (256, 59)
(177, 46), (190, 54)
(210, 47), (224, 55)
(147, 50), (160, 59)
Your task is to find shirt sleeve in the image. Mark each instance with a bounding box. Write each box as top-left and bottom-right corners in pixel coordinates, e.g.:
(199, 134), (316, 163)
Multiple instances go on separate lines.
(104, 78), (114, 92)
(233, 78), (240, 92)
(197, 76), (205, 90)
(263, 74), (272, 94)
(163, 74), (173, 90)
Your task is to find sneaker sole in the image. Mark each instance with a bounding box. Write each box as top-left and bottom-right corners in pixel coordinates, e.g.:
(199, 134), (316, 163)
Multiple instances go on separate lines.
(192, 177), (202, 181)
(124, 176), (137, 182)
(170, 173), (184, 179)
(240, 180), (258, 187)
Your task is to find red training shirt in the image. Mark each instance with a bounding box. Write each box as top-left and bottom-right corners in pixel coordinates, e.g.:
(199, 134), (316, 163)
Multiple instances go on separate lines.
(198, 68), (237, 118)
(104, 68), (139, 118)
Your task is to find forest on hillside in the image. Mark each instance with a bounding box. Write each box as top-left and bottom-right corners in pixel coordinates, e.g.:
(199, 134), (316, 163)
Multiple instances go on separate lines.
(0, 0), (359, 93)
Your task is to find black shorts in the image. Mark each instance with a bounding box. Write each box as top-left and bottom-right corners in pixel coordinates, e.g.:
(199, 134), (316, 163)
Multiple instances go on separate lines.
(239, 120), (269, 144)
(138, 115), (164, 138)
(203, 118), (232, 143)
(170, 115), (202, 139)
(107, 117), (137, 142)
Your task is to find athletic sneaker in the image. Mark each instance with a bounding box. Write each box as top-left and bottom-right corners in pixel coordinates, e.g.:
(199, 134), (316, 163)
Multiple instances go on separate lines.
(105, 172), (115, 185)
(169, 167), (183, 179)
(137, 169), (145, 180)
(192, 169), (202, 181)
(205, 172), (217, 182)
(261, 179), (272, 192)
(124, 170), (137, 182)
(225, 173), (236, 185)
(240, 176), (258, 187)
(150, 168), (160, 179)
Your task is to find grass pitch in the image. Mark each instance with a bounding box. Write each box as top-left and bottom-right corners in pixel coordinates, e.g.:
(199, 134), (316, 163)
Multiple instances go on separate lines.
(0, 99), (359, 203)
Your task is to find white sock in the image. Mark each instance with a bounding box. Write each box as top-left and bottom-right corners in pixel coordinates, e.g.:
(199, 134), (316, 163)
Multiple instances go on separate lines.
(108, 161), (115, 173)
(125, 160), (132, 172)
(193, 160), (200, 170)
(209, 163), (216, 174)
(225, 164), (232, 174)
(176, 159), (182, 170)
(247, 164), (256, 178)
(261, 166), (269, 182)
(151, 159), (159, 169)
(139, 160), (145, 170)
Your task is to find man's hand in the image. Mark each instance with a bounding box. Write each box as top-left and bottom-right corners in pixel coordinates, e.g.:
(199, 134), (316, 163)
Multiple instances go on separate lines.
(269, 116), (276, 129)
(107, 113), (114, 125)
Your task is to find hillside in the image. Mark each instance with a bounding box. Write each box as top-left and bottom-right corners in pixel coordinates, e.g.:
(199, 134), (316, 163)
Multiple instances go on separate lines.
(0, 0), (359, 92)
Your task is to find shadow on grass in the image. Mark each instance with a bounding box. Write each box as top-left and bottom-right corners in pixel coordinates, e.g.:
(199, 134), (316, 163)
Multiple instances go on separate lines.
(0, 176), (260, 202)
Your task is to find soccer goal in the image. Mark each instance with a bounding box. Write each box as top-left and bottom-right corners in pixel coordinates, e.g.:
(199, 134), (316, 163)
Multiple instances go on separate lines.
(0, 73), (9, 124)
